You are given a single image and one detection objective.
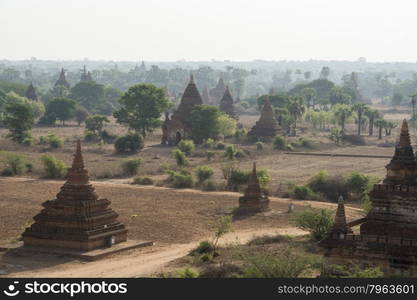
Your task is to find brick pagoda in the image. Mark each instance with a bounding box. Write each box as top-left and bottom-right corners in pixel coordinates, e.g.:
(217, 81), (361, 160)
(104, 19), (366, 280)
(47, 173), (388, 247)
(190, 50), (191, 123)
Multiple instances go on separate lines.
(320, 120), (417, 276)
(22, 140), (127, 251)
(238, 162), (270, 213)
(25, 82), (38, 101)
(248, 97), (282, 138)
(219, 86), (238, 120)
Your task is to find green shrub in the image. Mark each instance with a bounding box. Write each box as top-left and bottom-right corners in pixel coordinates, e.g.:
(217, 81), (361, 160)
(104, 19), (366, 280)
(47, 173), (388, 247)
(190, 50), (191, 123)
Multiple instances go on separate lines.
(346, 172), (371, 193)
(216, 142), (226, 150)
(177, 139), (195, 156)
(21, 135), (34, 146)
(0, 152), (27, 175)
(202, 138), (215, 149)
(247, 234), (292, 246)
(200, 253), (213, 262)
(205, 151), (215, 161)
(168, 170), (194, 188)
(300, 138), (317, 149)
(172, 149), (189, 166)
(84, 130), (100, 142)
(196, 165), (214, 183)
(307, 170), (349, 201)
(273, 136), (286, 150)
(114, 133), (144, 153)
(228, 168), (249, 191)
(41, 155), (67, 178)
(240, 247), (317, 278)
(201, 179), (217, 191)
(176, 268), (200, 278)
(293, 185), (315, 200)
(42, 134), (63, 148)
(132, 176), (154, 185)
(257, 169), (271, 189)
(191, 240), (215, 255)
(294, 208), (333, 241)
(121, 158), (142, 176)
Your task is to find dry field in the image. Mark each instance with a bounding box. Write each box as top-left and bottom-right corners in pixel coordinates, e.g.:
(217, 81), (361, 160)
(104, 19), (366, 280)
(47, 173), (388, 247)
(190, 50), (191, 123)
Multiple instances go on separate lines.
(0, 177), (363, 277)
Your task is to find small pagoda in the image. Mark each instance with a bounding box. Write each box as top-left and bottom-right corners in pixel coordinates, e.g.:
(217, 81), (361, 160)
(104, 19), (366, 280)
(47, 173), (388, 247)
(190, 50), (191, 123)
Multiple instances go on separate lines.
(161, 74), (203, 145)
(54, 68), (70, 89)
(80, 65), (93, 82)
(219, 86), (238, 120)
(238, 162), (270, 213)
(210, 78), (226, 105)
(320, 120), (417, 277)
(202, 87), (212, 105)
(248, 97), (282, 138)
(25, 82), (38, 101)
(22, 140), (127, 251)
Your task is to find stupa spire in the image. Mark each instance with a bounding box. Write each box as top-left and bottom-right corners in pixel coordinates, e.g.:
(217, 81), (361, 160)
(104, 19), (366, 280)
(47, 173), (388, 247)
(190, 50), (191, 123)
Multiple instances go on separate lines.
(66, 140), (89, 185)
(399, 119), (411, 147)
(331, 196), (352, 234)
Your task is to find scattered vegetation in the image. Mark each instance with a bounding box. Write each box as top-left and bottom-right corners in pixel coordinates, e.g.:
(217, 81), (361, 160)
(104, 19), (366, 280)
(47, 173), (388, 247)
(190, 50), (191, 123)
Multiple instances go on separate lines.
(40, 155), (67, 178)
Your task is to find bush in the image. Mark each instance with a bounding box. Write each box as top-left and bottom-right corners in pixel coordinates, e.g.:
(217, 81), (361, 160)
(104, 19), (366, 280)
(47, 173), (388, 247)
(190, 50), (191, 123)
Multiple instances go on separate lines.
(121, 158), (142, 176)
(21, 135), (34, 146)
(201, 179), (217, 191)
(299, 138), (317, 149)
(205, 151), (215, 161)
(216, 142), (226, 150)
(84, 130), (100, 142)
(176, 268), (200, 278)
(247, 234), (292, 246)
(172, 149), (189, 166)
(0, 152), (27, 175)
(293, 185), (315, 200)
(41, 134), (63, 148)
(114, 133), (144, 153)
(240, 247), (317, 278)
(257, 169), (271, 189)
(177, 139), (195, 156)
(294, 208), (333, 241)
(168, 170), (194, 188)
(191, 240), (215, 255)
(228, 168), (249, 191)
(307, 170), (349, 201)
(132, 176), (154, 185)
(273, 136), (287, 150)
(346, 172), (371, 193)
(343, 134), (366, 145)
(202, 138), (215, 149)
(41, 155), (67, 178)
(101, 130), (118, 143)
(196, 165), (214, 183)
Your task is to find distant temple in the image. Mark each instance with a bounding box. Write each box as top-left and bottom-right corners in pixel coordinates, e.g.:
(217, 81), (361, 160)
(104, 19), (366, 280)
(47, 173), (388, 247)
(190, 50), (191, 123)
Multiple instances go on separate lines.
(80, 65), (93, 82)
(219, 86), (238, 120)
(161, 74), (203, 145)
(238, 162), (270, 213)
(54, 68), (70, 89)
(210, 78), (226, 105)
(22, 140), (127, 251)
(25, 82), (38, 101)
(248, 97), (282, 138)
(320, 120), (417, 277)
(201, 87), (212, 105)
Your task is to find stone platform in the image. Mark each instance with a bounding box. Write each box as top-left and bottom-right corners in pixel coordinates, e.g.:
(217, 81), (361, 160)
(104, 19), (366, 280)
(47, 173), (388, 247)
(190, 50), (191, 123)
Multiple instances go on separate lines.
(5, 240), (154, 261)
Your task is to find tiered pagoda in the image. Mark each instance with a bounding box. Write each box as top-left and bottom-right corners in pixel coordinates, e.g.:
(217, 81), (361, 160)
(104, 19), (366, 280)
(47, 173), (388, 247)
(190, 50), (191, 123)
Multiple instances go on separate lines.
(320, 120), (417, 276)
(219, 86), (238, 120)
(22, 140), (127, 251)
(80, 65), (93, 82)
(248, 97), (282, 138)
(161, 74), (203, 145)
(54, 68), (70, 89)
(25, 82), (38, 101)
(210, 78), (226, 105)
(238, 162), (270, 213)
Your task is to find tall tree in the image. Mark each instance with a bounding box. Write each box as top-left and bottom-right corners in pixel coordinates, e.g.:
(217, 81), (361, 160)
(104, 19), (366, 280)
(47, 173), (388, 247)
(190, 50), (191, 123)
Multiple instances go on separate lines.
(333, 104), (353, 132)
(113, 84), (170, 137)
(364, 108), (380, 136)
(301, 87), (317, 109)
(286, 97), (305, 136)
(45, 98), (76, 126)
(188, 105), (222, 143)
(352, 103), (368, 135)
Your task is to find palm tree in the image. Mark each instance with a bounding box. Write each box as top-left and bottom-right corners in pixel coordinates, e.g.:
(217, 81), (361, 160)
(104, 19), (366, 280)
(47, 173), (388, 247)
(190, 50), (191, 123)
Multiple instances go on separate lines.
(384, 121), (396, 136)
(333, 104), (352, 132)
(375, 119), (386, 140)
(352, 103), (368, 136)
(364, 108), (380, 136)
(286, 97), (306, 136)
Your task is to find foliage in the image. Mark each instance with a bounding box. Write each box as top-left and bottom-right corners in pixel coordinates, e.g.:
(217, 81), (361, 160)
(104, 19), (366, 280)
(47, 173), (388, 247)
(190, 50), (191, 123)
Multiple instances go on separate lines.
(218, 113), (237, 137)
(121, 158), (142, 176)
(273, 136), (287, 150)
(177, 139), (195, 156)
(188, 105), (222, 143)
(172, 149), (189, 166)
(176, 268), (200, 278)
(257, 169), (271, 189)
(74, 105), (90, 125)
(41, 134), (64, 148)
(294, 208), (334, 241)
(167, 170), (194, 188)
(41, 155), (67, 178)
(329, 128), (344, 144)
(70, 81), (106, 113)
(293, 185), (316, 200)
(307, 170), (349, 201)
(205, 151), (215, 161)
(85, 114), (109, 135)
(0, 152), (27, 175)
(190, 240), (215, 256)
(114, 133), (144, 153)
(211, 216), (233, 253)
(113, 84), (170, 137)
(44, 98), (76, 125)
(255, 141), (264, 150)
(196, 165), (214, 183)
(132, 176), (154, 185)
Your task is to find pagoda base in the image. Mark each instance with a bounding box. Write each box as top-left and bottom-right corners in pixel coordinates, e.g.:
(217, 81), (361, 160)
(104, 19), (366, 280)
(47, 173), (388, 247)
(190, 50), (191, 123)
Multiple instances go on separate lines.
(15, 240), (154, 261)
(237, 198), (270, 214)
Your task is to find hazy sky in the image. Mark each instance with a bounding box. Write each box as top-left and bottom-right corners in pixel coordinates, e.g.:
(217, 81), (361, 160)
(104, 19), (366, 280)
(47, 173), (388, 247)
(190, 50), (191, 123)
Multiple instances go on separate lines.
(1, 0), (417, 62)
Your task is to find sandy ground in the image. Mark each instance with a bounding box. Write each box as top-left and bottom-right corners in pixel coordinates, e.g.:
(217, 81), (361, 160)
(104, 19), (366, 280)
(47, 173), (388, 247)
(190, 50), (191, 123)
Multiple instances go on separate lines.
(0, 178), (363, 278)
